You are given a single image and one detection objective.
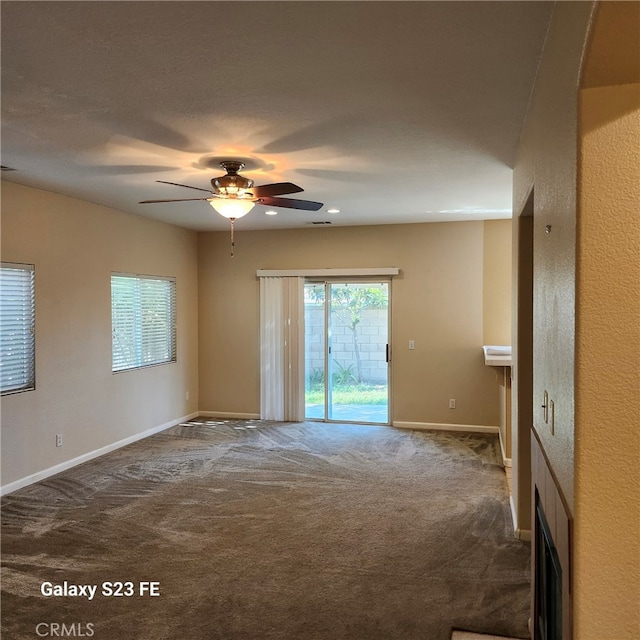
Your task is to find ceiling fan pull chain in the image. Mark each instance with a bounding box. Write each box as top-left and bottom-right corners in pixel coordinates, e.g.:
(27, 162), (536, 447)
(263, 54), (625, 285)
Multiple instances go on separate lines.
(230, 218), (236, 257)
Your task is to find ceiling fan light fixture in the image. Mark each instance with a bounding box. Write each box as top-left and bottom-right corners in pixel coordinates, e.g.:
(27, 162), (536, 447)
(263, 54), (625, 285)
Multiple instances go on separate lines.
(209, 198), (255, 219)
(216, 185), (252, 197)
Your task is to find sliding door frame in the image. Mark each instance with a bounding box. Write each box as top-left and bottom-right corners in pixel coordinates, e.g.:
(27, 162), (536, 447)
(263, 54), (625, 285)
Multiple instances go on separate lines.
(305, 277), (393, 426)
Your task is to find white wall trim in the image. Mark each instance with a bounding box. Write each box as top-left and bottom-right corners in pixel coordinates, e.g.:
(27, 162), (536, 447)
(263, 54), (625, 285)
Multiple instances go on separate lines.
(510, 495), (532, 541)
(257, 268), (400, 278)
(497, 428), (512, 468)
(510, 494), (519, 537)
(0, 412), (199, 496)
(393, 421), (499, 434)
(199, 411), (261, 420)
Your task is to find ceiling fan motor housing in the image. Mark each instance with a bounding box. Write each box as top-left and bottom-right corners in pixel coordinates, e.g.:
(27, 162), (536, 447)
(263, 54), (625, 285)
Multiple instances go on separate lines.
(212, 161), (254, 199)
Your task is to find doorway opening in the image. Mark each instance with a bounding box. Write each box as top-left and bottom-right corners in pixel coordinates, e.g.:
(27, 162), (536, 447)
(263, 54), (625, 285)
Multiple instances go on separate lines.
(304, 280), (390, 424)
(513, 187), (534, 536)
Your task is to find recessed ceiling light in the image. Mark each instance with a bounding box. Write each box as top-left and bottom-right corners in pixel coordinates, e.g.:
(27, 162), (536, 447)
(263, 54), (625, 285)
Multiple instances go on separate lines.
(327, 208), (340, 214)
(265, 210), (278, 216)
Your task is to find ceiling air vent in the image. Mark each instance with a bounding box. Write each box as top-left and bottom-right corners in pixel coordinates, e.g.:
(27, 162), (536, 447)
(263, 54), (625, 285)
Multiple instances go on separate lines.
(1, 165), (17, 172)
(308, 221), (332, 225)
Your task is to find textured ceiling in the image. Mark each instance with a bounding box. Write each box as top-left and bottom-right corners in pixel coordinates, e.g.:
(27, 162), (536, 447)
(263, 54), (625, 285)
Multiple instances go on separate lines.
(1, 1), (553, 231)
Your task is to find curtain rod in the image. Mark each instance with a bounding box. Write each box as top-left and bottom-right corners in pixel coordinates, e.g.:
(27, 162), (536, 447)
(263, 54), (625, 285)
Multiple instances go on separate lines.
(256, 268), (400, 277)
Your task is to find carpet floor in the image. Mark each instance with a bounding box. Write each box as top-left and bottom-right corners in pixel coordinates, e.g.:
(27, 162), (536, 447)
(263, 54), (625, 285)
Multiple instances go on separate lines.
(2, 420), (531, 639)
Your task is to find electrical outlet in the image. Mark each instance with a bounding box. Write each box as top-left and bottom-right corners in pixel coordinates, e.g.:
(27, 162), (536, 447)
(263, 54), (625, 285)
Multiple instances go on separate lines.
(185, 391), (190, 401)
(449, 399), (456, 409)
(55, 434), (63, 447)
(408, 340), (415, 350)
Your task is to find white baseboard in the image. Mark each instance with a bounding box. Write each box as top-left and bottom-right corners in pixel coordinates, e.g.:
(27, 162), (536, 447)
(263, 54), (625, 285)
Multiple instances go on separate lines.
(509, 494), (532, 541)
(199, 411), (261, 420)
(509, 494), (519, 537)
(0, 412), (199, 497)
(497, 428), (512, 468)
(498, 428), (511, 467)
(393, 421), (499, 435)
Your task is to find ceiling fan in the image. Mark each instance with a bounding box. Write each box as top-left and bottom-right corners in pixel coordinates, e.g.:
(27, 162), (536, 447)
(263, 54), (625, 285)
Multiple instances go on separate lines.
(140, 160), (323, 214)
(139, 161), (323, 256)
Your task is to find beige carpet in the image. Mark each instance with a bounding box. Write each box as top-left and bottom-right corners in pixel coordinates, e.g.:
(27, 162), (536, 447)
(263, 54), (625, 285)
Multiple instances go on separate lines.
(2, 419), (531, 639)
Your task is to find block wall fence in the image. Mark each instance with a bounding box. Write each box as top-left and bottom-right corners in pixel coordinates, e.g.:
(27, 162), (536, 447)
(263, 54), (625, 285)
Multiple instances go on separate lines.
(304, 305), (388, 385)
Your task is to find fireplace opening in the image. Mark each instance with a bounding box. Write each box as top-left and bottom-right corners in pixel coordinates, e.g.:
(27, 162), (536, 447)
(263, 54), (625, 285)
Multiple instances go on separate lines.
(535, 494), (563, 640)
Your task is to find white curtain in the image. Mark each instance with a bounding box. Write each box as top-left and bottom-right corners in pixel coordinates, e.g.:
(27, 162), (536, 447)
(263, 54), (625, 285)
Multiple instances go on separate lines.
(260, 276), (305, 421)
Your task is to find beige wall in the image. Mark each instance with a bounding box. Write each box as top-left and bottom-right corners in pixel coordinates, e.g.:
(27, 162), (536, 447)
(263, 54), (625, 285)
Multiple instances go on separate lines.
(573, 2), (640, 634)
(483, 219), (513, 462)
(1, 182), (199, 488)
(198, 222), (504, 427)
(512, 0), (594, 513)
(575, 79), (640, 640)
(483, 219), (512, 345)
(514, 1), (640, 637)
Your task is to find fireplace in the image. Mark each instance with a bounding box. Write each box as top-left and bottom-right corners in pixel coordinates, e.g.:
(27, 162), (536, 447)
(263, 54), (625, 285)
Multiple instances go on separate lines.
(534, 494), (563, 640)
(531, 432), (572, 640)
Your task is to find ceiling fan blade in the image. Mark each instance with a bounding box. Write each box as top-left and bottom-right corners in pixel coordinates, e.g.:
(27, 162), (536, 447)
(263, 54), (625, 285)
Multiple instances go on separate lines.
(250, 182), (304, 198)
(139, 198), (211, 204)
(157, 180), (212, 193)
(257, 196), (324, 211)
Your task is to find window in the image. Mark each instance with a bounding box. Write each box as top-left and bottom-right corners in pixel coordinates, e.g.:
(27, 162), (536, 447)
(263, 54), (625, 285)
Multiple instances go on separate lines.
(111, 273), (176, 372)
(0, 262), (35, 395)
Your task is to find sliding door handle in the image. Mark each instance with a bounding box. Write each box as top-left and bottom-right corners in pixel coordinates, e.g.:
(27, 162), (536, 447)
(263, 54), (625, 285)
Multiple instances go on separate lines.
(386, 343), (390, 363)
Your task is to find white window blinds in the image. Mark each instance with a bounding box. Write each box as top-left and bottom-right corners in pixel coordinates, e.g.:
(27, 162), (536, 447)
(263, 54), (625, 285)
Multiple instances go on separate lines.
(111, 274), (176, 372)
(0, 263), (35, 395)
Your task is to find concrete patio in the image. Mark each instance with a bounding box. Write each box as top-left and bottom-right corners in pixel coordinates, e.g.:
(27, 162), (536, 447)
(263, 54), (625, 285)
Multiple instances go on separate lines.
(305, 403), (389, 424)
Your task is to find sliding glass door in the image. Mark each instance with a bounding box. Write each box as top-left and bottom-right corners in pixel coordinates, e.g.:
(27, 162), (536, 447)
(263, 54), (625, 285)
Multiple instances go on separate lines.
(304, 281), (390, 424)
